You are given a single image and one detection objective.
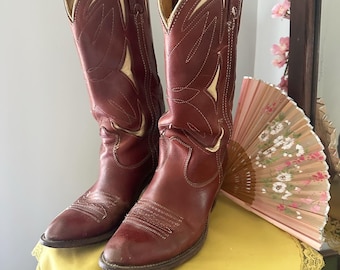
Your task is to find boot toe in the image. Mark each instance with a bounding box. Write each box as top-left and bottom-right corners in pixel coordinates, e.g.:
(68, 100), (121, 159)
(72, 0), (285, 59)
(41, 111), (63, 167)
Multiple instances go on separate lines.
(100, 220), (206, 269)
(43, 210), (85, 242)
(101, 237), (134, 267)
(41, 209), (115, 247)
(101, 225), (157, 267)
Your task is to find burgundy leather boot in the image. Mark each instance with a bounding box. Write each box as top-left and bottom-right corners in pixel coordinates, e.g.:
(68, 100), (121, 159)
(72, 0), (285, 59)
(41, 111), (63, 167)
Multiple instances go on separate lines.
(99, 0), (243, 268)
(40, 0), (164, 248)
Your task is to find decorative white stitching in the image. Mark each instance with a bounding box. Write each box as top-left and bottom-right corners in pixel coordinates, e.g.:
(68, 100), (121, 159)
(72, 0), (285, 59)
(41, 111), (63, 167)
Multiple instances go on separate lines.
(67, 191), (120, 223)
(123, 199), (183, 239)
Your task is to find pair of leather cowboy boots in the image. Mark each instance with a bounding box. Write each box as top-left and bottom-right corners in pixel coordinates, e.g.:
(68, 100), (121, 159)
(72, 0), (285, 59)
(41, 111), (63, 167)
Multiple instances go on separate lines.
(41, 0), (243, 269)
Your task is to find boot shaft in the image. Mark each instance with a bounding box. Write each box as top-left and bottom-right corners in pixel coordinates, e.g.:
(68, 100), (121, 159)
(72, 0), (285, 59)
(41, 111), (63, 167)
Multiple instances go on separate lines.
(158, 0), (242, 150)
(65, 0), (164, 134)
(64, 0), (165, 193)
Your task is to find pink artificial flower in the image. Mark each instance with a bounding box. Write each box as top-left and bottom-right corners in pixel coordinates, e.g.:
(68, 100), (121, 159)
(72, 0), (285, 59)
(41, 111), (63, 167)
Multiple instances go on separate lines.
(271, 37), (290, 68)
(272, 54), (288, 68)
(278, 75), (288, 92)
(272, 0), (291, 19)
(271, 37), (290, 55)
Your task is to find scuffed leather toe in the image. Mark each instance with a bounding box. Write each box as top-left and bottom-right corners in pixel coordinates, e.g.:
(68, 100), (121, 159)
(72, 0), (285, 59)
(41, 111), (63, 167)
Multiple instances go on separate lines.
(101, 224), (161, 267)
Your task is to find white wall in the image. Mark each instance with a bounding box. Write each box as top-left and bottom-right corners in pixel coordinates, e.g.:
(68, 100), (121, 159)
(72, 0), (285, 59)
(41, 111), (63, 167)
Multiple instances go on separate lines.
(0, 1), (100, 269)
(0, 0), (286, 268)
(235, 0), (258, 110)
(318, 1), (340, 132)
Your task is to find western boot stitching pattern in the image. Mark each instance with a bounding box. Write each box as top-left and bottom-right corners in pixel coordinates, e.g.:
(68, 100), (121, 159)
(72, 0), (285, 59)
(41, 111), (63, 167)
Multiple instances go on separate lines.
(98, 126), (150, 170)
(73, 0), (162, 176)
(159, 0), (242, 154)
(123, 199), (183, 239)
(67, 191), (121, 223)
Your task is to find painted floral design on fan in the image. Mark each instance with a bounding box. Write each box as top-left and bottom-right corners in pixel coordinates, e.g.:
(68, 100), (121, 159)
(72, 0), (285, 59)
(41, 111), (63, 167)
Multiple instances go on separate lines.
(255, 111), (329, 220)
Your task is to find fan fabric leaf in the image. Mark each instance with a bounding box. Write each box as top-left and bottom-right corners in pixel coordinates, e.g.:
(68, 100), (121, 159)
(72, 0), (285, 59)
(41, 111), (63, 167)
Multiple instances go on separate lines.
(222, 77), (330, 250)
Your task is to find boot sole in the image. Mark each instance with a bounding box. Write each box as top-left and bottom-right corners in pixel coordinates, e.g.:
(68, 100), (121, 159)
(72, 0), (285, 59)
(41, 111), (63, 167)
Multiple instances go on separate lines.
(40, 227), (117, 248)
(98, 224), (208, 270)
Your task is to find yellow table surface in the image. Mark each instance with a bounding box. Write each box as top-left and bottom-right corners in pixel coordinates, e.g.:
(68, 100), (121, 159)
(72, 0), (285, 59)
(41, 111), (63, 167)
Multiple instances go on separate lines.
(32, 194), (324, 270)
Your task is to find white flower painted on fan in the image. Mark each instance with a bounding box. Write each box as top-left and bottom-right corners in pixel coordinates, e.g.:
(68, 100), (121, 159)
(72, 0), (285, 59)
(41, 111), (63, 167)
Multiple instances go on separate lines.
(282, 190), (292, 200)
(262, 188), (266, 194)
(284, 120), (291, 125)
(296, 211), (303, 220)
(295, 187), (302, 192)
(270, 122), (284, 135)
(281, 137), (295, 150)
(274, 135), (284, 147)
(294, 164), (302, 173)
(256, 162), (267, 169)
(295, 144), (305, 157)
(255, 154), (267, 168)
(272, 182), (287, 193)
(255, 155), (260, 164)
(276, 172), (292, 182)
(283, 152), (293, 158)
(259, 130), (270, 142)
(263, 146), (277, 157)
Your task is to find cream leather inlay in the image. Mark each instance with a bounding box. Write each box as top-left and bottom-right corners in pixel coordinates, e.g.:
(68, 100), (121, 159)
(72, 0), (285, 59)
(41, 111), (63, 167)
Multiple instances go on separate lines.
(206, 128), (224, 153)
(64, 0), (78, 22)
(206, 64), (220, 102)
(119, 0), (127, 25)
(112, 112), (146, 137)
(121, 46), (137, 87)
(158, 0), (182, 30)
